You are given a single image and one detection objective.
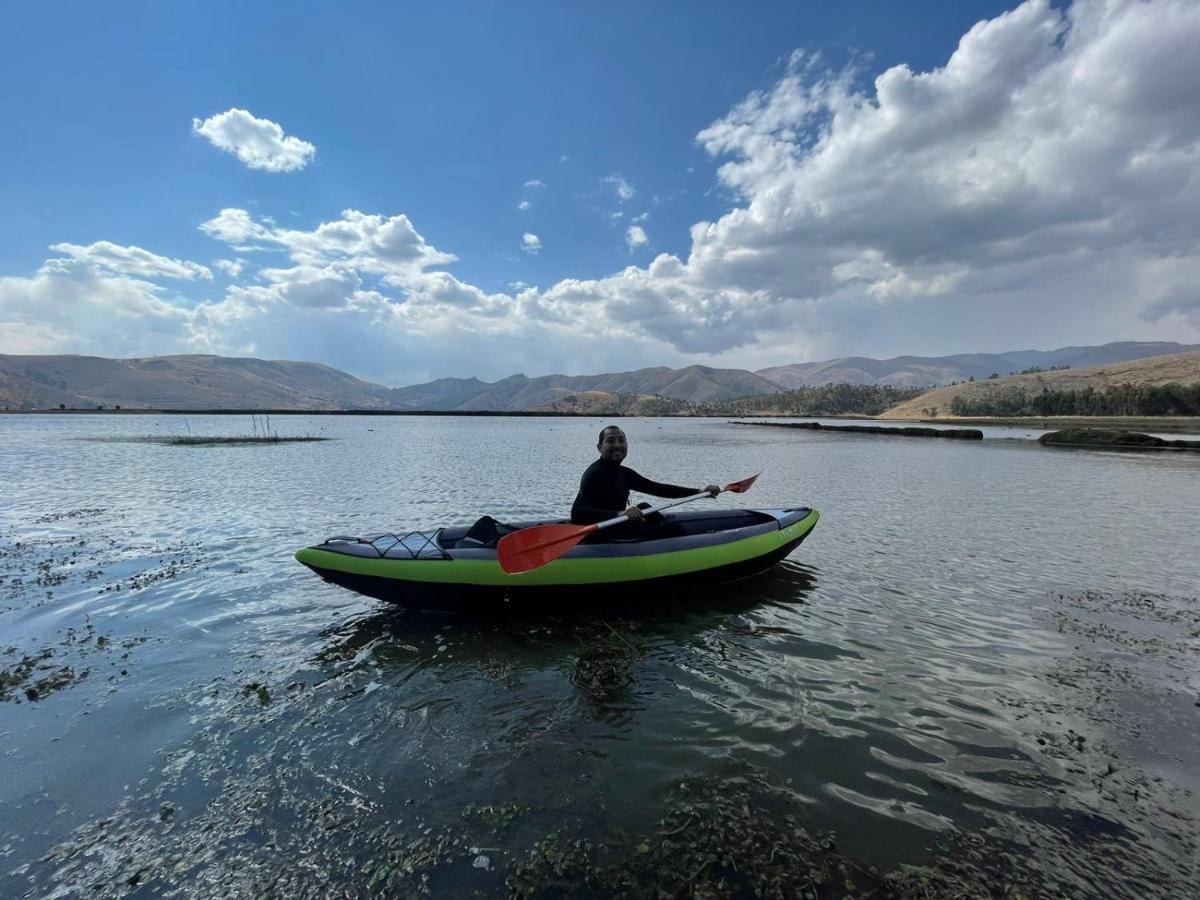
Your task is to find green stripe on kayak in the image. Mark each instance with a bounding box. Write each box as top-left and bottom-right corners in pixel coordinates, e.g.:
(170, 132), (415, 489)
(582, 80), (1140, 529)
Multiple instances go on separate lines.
(296, 509), (819, 588)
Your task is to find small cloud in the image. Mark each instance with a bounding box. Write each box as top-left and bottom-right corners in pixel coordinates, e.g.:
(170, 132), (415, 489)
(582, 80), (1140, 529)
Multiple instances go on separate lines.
(522, 232), (542, 255)
(518, 200), (531, 211)
(508, 280), (532, 291)
(524, 179), (545, 189)
(604, 175), (635, 202)
(214, 258), (246, 277)
(559, 154), (569, 164)
(625, 225), (648, 250)
(610, 211), (624, 220)
(632, 212), (649, 223)
(192, 108), (315, 173)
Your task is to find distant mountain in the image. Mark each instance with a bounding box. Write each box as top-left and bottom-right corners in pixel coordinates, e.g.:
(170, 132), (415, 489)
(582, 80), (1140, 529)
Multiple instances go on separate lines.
(0, 355), (780, 411)
(0, 354), (398, 410)
(879, 351), (1200, 419)
(3, 341), (1197, 412)
(756, 342), (1200, 388)
(386, 365), (783, 411)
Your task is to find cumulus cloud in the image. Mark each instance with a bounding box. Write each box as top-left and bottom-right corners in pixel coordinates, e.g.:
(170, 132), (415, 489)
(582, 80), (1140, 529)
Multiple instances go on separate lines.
(214, 258), (246, 277)
(200, 208), (457, 278)
(626, 225), (649, 250)
(517, 200), (531, 211)
(522, 232), (542, 255)
(192, 108), (316, 172)
(48, 241), (212, 280)
(604, 174), (635, 201)
(0, 257), (194, 356)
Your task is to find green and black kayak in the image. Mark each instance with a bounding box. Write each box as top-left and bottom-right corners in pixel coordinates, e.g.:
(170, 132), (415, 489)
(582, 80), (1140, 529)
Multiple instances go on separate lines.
(295, 507), (818, 609)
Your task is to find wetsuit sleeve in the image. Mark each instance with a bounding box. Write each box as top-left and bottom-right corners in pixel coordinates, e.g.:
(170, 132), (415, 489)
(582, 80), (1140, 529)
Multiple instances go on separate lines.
(625, 469), (698, 500)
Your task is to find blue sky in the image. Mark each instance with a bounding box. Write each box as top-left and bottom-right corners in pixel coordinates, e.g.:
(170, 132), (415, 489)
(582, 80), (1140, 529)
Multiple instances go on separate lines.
(2, 0), (1199, 385)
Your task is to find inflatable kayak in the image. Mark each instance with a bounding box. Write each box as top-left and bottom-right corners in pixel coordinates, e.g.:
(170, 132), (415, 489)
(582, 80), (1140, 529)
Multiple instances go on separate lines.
(295, 507), (818, 609)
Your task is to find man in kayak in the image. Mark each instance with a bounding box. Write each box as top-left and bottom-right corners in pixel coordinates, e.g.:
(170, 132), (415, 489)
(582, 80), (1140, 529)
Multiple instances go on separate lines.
(571, 425), (719, 526)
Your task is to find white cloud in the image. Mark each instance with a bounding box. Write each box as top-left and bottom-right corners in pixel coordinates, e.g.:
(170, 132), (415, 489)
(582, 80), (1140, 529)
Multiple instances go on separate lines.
(522, 233), (542, 255)
(517, 200), (531, 211)
(632, 212), (649, 223)
(0, 257), (194, 356)
(604, 174), (636, 201)
(200, 208), (457, 277)
(192, 108), (316, 173)
(49, 241), (212, 280)
(626, 225), (649, 250)
(199, 209), (273, 247)
(524, 179), (545, 189)
(214, 258), (246, 277)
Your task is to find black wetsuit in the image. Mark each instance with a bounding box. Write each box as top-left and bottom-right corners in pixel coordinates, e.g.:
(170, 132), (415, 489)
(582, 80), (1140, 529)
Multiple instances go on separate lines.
(570, 458), (698, 525)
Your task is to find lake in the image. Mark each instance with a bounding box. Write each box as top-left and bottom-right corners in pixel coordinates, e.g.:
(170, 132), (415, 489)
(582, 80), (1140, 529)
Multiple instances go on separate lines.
(1, 414), (1197, 897)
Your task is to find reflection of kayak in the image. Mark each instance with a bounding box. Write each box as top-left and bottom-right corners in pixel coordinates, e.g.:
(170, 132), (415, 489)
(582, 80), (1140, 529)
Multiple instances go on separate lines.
(295, 507), (819, 609)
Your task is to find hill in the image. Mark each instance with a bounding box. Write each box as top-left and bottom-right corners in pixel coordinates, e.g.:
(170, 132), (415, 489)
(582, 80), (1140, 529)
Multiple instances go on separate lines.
(387, 365), (783, 411)
(879, 351), (1200, 419)
(0, 354), (398, 410)
(757, 341), (1200, 388)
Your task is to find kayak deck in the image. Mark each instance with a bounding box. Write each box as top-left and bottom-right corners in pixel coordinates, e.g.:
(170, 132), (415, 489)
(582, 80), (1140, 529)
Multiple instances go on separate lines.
(295, 507), (818, 609)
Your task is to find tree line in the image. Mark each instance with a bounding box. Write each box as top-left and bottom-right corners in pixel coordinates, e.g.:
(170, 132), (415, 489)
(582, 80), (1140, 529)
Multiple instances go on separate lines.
(950, 383), (1200, 417)
(695, 384), (925, 417)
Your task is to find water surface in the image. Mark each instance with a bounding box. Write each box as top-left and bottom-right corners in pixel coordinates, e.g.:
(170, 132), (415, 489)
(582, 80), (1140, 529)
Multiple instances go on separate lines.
(1, 414), (1197, 897)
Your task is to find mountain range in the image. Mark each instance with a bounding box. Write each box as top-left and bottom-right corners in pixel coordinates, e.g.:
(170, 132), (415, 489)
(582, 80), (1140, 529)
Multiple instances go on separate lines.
(2, 341), (1198, 411)
(756, 341), (1200, 388)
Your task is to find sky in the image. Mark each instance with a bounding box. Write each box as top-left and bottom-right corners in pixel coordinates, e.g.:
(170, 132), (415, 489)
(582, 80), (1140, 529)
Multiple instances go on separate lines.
(1, 0), (1198, 387)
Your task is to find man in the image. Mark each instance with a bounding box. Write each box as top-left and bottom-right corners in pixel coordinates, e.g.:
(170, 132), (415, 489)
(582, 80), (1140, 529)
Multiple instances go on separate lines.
(570, 425), (720, 526)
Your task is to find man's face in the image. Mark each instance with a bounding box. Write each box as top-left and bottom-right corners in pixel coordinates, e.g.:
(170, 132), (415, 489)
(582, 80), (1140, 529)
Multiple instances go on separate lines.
(598, 427), (628, 463)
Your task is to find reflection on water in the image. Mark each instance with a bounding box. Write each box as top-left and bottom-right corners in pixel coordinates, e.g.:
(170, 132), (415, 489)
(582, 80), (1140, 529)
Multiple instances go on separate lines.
(1, 414), (1198, 897)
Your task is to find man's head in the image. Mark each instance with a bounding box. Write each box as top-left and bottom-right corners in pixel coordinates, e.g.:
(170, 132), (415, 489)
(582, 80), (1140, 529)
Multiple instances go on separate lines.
(597, 425), (628, 463)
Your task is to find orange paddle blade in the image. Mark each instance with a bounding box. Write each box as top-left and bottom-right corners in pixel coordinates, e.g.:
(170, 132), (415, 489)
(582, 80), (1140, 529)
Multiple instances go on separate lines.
(723, 472), (759, 494)
(497, 522), (598, 575)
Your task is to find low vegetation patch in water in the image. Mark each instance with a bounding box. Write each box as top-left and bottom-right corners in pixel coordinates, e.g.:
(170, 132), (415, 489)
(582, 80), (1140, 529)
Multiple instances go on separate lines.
(1038, 429), (1200, 450)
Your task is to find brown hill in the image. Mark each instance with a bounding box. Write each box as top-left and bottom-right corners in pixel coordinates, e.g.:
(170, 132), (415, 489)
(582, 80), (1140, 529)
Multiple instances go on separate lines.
(879, 351), (1200, 419)
(0, 354), (398, 410)
(527, 391), (692, 415)
(757, 341), (1200, 388)
(390, 365), (783, 410)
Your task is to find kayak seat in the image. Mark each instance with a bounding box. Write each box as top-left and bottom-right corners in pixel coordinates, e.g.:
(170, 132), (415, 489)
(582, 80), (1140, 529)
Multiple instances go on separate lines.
(457, 515), (518, 549)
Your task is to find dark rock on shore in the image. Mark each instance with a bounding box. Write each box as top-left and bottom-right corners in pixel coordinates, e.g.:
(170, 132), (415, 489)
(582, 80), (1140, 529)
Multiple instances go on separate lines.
(732, 420), (983, 439)
(1038, 429), (1200, 450)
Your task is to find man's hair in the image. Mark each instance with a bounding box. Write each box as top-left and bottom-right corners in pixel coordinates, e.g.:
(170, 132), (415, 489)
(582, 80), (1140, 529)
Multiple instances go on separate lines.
(598, 425), (623, 444)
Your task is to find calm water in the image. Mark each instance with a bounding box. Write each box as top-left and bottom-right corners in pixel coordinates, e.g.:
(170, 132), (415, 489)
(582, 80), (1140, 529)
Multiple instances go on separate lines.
(1, 414), (1197, 897)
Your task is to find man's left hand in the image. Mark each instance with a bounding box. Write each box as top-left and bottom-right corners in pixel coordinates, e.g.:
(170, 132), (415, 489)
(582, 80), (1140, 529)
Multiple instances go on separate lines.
(703, 484), (720, 497)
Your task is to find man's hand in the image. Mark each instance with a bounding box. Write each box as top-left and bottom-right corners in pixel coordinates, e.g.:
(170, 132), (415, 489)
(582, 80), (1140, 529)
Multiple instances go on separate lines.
(703, 484), (720, 497)
(624, 505), (645, 522)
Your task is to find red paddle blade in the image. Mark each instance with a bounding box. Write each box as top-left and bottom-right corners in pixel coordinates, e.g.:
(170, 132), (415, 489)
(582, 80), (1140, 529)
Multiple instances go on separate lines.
(722, 472), (759, 494)
(497, 522), (596, 575)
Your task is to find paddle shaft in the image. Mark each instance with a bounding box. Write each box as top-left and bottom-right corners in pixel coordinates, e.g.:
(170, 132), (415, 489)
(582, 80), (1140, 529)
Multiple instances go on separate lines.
(589, 489), (718, 533)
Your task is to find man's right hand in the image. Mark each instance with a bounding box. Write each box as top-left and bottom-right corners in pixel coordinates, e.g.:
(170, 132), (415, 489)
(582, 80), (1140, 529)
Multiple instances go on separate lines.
(624, 505), (645, 522)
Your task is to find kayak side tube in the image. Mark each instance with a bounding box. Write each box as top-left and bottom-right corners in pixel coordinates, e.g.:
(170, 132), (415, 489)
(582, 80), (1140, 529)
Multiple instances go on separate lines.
(295, 508), (819, 595)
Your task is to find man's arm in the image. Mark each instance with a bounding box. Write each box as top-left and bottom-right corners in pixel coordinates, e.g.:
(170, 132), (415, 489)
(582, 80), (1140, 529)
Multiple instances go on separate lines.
(625, 469), (700, 500)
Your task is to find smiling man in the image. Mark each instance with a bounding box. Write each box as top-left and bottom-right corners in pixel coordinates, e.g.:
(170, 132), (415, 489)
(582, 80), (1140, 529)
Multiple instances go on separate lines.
(570, 425), (719, 526)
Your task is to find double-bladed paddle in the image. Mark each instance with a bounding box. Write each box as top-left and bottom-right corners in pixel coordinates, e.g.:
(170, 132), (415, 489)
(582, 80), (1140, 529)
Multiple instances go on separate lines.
(497, 473), (760, 575)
